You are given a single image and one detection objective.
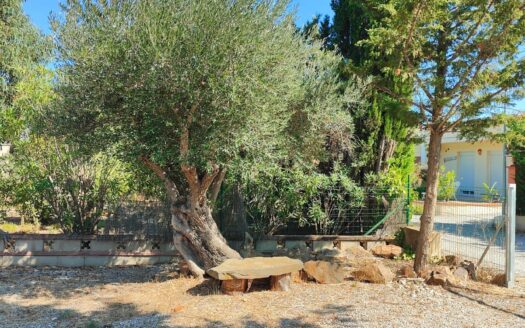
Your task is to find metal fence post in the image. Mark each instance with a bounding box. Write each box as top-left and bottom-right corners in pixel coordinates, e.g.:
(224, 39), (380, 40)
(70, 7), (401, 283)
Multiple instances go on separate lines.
(506, 184), (516, 288)
(406, 176), (411, 225)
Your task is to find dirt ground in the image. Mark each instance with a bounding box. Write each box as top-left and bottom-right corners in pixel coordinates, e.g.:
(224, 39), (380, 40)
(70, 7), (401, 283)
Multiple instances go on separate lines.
(0, 262), (524, 328)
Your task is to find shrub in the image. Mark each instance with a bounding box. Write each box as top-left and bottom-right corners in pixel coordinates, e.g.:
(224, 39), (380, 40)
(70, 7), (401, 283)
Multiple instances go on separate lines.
(0, 138), (132, 233)
(482, 182), (500, 203)
(514, 151), (525, 215)
(410, 202), (424, 215)
(438, 166), (456, 201)
(234, 164), (364, 236)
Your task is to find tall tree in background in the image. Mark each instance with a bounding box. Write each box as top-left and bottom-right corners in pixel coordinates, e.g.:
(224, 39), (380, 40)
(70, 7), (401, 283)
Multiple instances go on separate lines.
(0, 0), (50, 143)
(305, 1), (417, 187)
(52, 0), (361, 276)
(366, 0), (525, 273)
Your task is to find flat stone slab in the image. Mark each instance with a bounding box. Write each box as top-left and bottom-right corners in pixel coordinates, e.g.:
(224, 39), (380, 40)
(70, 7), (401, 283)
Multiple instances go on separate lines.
(207, 256), (303, 280)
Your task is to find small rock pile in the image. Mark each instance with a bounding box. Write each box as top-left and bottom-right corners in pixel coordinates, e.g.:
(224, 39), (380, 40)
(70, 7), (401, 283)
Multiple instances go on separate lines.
(418, 256), (475, 287)
(238, 243), (479, 289)
(280, 245), (397, 285)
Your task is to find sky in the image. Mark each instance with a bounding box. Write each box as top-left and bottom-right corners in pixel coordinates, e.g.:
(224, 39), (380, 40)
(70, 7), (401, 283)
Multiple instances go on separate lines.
(22, 0), (333, 34)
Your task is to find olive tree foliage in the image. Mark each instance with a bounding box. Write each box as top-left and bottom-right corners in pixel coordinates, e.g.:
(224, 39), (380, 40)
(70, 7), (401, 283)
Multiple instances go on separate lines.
(50, 0), (363, 276)
(365, 0), (525, 273)
(0, 0), (50, 142)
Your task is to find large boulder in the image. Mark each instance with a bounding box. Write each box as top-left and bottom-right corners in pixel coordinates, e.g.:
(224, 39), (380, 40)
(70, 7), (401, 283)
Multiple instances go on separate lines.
(207, 257), (303, 280)
(371, 244), (403, 259)
(303, 260), (345, 284)
(352, 263), (395, 284)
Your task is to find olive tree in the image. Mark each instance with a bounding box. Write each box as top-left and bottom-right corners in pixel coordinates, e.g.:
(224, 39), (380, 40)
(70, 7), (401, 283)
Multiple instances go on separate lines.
(52, 0), (361, 276)
(1, 0), (50, 142)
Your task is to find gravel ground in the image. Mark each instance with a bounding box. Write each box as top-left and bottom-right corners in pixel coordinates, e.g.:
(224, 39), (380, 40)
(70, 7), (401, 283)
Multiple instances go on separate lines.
(0, 264), (524, 328)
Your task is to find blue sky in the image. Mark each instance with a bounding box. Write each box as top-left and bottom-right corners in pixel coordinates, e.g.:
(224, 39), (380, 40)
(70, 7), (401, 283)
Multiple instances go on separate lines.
(23, 0), (333, 34)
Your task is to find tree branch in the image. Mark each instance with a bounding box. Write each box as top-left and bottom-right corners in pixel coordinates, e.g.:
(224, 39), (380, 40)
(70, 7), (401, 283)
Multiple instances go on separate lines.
(139, 155), (179, 201)
(199, 164), (220, 202)
(209, 167), (227, 205)
(447, 0), (495, 63)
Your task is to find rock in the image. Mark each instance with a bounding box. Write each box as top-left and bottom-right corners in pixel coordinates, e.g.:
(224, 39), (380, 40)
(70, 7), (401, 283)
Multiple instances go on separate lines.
(460, 260), (477, 280)
(371, 244), (403, 259)
(315, 248), (347, 264)
(445, 255), (462, 267)
(491, 273), (506, 287)
(398, 265), (417, 278)
(291, 270), (309, 283)
(270, 273), (291, 291)
(418, 268), (432, 280)
(453, 267), (469, 281)
(178, 260), (192, 277)
(352, 263), (395, 284)
(221, 279), (249, 295)
(171, 305), (185, 313)
(344, 245), (373, 259)
(207, 257), (304, 280)
(276, 247), (314, 262)
(426, 266), (458, 286)
(303, 261), (345, 284)
(403, 226), (442, 258)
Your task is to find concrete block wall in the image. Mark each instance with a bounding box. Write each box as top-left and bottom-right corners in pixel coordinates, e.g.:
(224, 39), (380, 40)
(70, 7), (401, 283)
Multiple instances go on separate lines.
(0, 234), (177, 267)
(254, 236), (395, 254)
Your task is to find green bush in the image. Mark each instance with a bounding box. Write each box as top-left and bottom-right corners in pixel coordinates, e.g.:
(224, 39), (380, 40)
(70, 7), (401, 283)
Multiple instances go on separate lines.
(438, 166), (456, 201)
(482, 182), (500, 203)
(410, 202), (424, 215)
(235, 164), (364, 236)
(0, 138), (132, 233)
(514, 151), (525, 215)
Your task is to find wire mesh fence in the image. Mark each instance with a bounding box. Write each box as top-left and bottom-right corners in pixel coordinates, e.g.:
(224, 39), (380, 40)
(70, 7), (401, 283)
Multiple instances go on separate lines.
(215, 186), (408, 240)
(100, 200), (172, 240)
(412, 187), (508, 272)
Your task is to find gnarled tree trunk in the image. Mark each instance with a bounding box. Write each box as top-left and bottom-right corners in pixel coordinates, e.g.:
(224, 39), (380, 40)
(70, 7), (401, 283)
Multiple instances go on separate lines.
(414, 128), (443, 274)
(171, 200), (241, 278)
(140, 156), (241, 278)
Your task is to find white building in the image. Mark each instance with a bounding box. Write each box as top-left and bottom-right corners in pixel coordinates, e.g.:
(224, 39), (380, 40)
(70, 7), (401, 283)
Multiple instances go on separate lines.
(415, 127), (513, 198)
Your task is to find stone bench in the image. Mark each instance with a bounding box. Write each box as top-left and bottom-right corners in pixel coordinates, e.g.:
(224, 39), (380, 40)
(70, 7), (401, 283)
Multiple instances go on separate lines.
(207, 256), (303, 294)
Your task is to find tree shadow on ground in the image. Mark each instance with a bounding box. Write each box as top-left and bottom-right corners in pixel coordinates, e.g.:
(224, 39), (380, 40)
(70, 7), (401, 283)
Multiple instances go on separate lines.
(186, 278), (222, 296)
(192, 304), (358, 328)
(445, 286), (525, 320)
(0, 298), (359, 327)
(0, 263), (180, 299)
(0, 299), (171, 328)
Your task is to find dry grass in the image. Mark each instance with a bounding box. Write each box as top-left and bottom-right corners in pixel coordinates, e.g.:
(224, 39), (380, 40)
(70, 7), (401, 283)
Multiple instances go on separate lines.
(0, 263), (524, 327)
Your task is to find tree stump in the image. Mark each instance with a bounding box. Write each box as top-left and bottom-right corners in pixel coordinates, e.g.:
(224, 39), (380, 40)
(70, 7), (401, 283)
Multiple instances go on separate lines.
(270, 273), (291, 291)
(221, 279), (248, 295)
